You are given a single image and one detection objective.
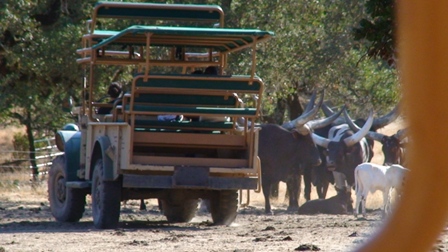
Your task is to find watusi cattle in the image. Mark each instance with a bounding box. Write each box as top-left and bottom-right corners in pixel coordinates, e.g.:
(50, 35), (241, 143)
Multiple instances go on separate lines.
(312, 110), (374, 191)
(353, 162), (409, 217)
(302, 124), (335, 201)
(344, 113), (408, 165)
(322, 103), (400, 155)
(259, 92), (341, 214)
(304, 105), (400, 200)
(380, 128), (408, 165)
(298, 189), (353, 215)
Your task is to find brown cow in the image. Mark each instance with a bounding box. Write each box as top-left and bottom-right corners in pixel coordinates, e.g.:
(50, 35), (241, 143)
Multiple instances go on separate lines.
(344, 110), (408, 165)
(298, 189), (353, 215)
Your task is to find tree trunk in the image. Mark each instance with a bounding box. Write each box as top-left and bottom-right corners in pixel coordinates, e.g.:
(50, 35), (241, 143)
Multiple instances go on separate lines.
(262, 97), (286, 124)
(25, 111), (38, 180)
(287, 92), (304, 120)
(220, 0), (232, 14)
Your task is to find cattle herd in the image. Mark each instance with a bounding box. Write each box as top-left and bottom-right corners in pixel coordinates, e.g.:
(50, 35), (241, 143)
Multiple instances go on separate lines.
(255, 91), (409, 217)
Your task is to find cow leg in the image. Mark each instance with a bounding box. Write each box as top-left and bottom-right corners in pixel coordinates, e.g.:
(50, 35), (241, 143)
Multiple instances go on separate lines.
(332, 171), (347, 191)
(140, 199), (147, 211)
(262, 181), (273, 215)
(303, 166), (312, 201)
(361, 196), (367, 218)
(319, 182), (329, 199)
(321, 170), (333, 199)
(312, 165), (329, 199)
(382, 188), (390, 216)
(284, 185), (290, 203)
(354, 192), (361, 217)
(286, 175), (300, 212)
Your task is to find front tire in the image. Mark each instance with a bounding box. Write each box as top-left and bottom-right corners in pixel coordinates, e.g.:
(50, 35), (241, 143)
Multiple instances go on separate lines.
(210, 190), (238, 225)
(48, 155), (86, 222)
(91, 158), (121, 229)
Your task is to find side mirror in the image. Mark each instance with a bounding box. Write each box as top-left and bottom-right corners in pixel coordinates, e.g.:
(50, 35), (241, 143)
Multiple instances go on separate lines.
(62, 96), (73, 113)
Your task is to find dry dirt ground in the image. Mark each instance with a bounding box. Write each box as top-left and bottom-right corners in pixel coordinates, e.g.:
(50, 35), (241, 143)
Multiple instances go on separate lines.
(0, 120), (447, 252)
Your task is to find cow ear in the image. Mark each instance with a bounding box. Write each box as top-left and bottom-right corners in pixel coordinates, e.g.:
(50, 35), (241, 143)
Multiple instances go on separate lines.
(292, 130), (299, 139)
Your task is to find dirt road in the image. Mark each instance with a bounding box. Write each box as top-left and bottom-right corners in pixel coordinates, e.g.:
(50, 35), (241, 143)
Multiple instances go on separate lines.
(1, 183), (385, 252)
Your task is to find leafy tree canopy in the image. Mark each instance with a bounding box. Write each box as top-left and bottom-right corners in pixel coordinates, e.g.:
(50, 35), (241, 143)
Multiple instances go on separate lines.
(352, 0), (395, 65)
(0, 0), (400, 144)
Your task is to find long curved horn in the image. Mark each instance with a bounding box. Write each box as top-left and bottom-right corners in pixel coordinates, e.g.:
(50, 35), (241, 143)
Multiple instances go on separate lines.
(306, 105), (346, 130)
(321, 103), (346, 125)
(312, 133), (330, 148)
(282, 91), (323, 130)
(395, 128), (408, 141)
(371, 104), (400, 130)
(321, 102), (334, 117)
(343, 109), (385, 142)
(304, 90), (317, 114)
(344, 110), (374, 147)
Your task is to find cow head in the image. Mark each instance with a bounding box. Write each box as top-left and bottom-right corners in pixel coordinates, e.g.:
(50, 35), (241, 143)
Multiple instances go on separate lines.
(344, 109), (407, 165)
(380, 128), (408, 165)
(311, 110), (374, 173)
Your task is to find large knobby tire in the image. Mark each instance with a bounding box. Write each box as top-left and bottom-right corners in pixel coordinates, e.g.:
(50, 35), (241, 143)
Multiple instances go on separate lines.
(91, 158), (121, 229)
(161, 192), (199, 223)
(48, 155), (86, 222)
(210, 190), (238, 225)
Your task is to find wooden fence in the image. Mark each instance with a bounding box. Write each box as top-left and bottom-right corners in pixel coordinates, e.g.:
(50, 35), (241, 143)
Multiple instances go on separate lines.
(0, 137), (63, 174)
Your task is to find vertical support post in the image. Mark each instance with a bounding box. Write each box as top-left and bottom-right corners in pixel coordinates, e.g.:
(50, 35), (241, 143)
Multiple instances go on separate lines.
(144, 33), (152, 81)
(250, 36), (257, 83)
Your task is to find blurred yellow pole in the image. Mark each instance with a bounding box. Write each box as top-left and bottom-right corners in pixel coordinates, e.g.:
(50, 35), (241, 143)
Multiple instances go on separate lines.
(356, 1), (448, 251)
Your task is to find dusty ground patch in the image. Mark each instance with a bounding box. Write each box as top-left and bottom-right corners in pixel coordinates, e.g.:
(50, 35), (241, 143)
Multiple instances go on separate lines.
(0, 182), (383, 252)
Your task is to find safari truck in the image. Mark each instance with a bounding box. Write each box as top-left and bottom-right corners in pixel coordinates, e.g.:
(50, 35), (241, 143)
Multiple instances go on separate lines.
(48, 2), (273, 229)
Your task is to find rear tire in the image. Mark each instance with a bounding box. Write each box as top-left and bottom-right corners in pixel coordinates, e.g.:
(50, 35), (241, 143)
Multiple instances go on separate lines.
(48, 155), (86, 222)
(161, 191), (199, 223)
(91, 158), (121, 229)
(210, 190), (238, 225)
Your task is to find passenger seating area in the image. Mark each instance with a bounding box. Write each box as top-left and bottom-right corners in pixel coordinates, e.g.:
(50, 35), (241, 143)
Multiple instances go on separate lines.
(110, 74), (263, 168)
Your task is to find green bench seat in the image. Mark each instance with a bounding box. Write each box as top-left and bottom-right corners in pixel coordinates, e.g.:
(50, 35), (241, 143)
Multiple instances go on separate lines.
(130, 93), (239, 106)
(119, 119), (234, 131)
(117, 74), (262, 132)
(133, 74), (263, 95)
(125, 105), (257, 116)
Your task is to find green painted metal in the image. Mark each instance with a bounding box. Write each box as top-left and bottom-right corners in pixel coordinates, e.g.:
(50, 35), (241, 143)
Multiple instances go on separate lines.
(126, 105), (257, 116)
(134, 75), (263, 92)
(91, 25), (274, 53)
(61, 131), (81, 181)
(132, 93), (238, 106)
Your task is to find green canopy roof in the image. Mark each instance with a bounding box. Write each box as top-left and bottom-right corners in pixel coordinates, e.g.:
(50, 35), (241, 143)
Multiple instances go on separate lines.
(91, 25), (274, 53)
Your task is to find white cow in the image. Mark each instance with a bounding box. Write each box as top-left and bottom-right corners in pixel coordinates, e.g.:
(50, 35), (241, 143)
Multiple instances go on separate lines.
(354, 162), (409, 217)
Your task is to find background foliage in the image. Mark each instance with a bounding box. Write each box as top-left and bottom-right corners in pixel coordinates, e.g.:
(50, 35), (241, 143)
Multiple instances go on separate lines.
(0, 0), (398, 171)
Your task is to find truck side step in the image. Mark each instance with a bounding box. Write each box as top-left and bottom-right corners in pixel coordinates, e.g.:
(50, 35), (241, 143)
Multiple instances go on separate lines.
(66, 181), (91, 188)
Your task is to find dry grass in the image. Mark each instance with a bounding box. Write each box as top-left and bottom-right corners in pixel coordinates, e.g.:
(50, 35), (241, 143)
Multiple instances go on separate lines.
(0, 125), (24, 163)
(0, 126), (48, 202)
(0, 172), (48, 203)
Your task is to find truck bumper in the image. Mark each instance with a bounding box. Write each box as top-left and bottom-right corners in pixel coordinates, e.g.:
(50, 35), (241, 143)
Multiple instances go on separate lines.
(122, 174), (258, 190)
